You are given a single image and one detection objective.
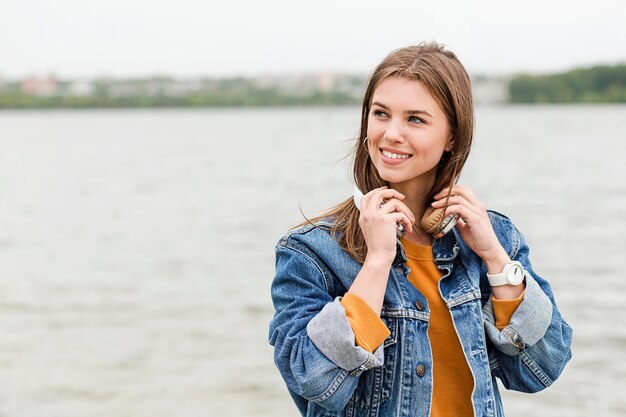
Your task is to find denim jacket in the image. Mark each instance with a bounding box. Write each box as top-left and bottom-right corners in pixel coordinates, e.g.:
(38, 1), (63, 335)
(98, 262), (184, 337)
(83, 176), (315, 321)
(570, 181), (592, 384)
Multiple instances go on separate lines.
(269, 210), (572, 417)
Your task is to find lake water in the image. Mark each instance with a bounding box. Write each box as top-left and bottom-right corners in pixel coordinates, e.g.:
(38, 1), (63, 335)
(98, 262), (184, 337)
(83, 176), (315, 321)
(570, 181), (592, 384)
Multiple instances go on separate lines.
(0, 105), (625, 416)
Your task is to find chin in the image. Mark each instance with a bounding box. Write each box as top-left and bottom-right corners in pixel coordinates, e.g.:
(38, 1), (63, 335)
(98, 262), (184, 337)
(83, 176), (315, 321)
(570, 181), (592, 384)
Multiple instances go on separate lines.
(378, 172), (409, 184)
(377, 167), (436, 187)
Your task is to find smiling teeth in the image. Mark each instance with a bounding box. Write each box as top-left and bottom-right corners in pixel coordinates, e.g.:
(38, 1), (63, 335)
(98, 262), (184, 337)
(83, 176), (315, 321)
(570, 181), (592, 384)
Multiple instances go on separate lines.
(382, 150), (411, 159)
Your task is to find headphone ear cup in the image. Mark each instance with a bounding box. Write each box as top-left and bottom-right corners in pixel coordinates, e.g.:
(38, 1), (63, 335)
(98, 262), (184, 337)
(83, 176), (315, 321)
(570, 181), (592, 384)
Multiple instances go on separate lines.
(420, 207), (444, 235)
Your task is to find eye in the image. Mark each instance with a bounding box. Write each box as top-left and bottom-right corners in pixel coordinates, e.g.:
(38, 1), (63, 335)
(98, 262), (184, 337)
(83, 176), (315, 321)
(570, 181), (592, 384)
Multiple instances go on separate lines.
(408, 115), (425, 124)
(371, 109), (388, 118)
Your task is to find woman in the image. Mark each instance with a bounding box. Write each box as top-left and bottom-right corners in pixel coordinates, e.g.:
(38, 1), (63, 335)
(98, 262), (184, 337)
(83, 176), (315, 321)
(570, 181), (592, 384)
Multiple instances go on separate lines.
(269, 43), (572, 417)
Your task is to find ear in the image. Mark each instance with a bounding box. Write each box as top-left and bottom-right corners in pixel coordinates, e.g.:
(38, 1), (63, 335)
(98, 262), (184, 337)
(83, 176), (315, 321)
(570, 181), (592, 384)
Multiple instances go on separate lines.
(444, 136), (455, 152)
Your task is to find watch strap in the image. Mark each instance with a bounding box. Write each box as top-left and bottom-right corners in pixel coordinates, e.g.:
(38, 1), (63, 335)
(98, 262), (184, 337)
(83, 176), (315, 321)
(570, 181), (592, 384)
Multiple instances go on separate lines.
(487, 270), (509, 286)
(487, 261), (524, 287)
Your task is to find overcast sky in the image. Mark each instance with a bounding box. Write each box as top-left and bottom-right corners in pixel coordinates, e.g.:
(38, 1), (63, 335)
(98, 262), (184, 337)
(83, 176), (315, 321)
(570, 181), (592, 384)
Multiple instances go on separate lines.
(2, 0), (625, 79)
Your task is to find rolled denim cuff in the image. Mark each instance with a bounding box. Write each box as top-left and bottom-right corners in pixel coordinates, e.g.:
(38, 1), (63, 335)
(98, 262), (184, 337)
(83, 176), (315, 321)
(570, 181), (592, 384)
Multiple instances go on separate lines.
(483, 271), (553, 356)
(307, 297), (385, 373)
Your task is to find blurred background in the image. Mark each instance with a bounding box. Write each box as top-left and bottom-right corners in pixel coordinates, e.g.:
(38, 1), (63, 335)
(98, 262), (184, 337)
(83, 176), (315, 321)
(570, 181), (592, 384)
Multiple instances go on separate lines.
(1, 1), (625, 416)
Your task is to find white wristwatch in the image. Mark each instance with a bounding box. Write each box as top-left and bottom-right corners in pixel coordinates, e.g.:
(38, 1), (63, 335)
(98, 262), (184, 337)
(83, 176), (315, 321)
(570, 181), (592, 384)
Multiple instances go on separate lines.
(487, 261), (525, 286)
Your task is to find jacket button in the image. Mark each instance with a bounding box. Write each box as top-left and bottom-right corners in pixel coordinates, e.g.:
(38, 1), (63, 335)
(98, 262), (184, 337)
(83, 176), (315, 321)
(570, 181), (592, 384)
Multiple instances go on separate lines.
(416, 364), (426, 377)
(415, 301), (424, 311)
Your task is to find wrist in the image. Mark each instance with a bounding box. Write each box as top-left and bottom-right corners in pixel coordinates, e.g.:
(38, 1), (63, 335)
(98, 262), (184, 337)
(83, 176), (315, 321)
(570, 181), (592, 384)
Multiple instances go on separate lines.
(492, 281), (526, 300)
(482, 248), (510, 275)
(363, 254), (394, 270)
(350, 254), (393, 315)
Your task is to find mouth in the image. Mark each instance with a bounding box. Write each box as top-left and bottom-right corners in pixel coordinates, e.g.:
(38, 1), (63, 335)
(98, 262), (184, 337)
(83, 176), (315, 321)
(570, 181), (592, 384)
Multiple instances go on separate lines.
(380, 148), (412, 164)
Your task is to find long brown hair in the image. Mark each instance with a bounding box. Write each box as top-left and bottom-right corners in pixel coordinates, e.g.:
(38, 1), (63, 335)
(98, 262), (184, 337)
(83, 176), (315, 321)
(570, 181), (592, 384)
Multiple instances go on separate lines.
(298, 42), (474, 263)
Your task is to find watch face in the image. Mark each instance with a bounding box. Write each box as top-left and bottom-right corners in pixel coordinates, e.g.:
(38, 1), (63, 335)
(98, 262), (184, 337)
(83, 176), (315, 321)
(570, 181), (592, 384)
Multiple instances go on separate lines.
(508, 264), (524, 285)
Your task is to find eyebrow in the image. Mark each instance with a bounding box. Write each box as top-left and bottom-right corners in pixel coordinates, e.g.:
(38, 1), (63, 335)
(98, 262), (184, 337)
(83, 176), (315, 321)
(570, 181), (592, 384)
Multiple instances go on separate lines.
(372, 101), (433, 118)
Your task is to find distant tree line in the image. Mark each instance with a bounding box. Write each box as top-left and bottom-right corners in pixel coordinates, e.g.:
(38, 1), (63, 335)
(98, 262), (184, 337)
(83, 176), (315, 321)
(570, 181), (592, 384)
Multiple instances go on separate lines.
(0, 88), (358, 109)
(509, 64), (626, 103)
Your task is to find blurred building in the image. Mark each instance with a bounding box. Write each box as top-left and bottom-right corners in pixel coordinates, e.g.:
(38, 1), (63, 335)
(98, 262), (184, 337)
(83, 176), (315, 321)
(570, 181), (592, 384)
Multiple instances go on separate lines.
(67, 80), (95, 96)
(471, 75), (510, 104)
(20, 74), (58, 96)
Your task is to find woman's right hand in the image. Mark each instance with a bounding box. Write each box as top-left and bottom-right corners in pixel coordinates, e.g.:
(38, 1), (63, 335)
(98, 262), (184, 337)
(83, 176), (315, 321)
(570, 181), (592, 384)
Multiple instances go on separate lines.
(357, 187), (415, 264)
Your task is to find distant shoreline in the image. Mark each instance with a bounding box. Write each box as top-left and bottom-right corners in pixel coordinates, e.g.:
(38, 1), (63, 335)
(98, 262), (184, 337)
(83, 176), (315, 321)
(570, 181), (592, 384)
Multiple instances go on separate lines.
(2, 103), (626, 113)
(1, 63), (624, 108)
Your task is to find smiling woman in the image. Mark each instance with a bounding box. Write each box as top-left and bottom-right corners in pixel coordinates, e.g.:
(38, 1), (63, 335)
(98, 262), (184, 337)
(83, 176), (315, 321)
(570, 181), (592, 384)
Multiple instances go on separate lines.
(268, 43), (573, 417)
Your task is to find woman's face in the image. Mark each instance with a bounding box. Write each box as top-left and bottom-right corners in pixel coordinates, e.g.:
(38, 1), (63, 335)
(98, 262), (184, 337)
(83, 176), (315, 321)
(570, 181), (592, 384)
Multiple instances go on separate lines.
(367, 76), (452, 188)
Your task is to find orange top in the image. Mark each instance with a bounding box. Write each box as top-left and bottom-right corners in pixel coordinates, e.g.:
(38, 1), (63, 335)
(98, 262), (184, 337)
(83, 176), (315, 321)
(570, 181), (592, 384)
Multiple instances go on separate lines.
(341, 239), (524, 417)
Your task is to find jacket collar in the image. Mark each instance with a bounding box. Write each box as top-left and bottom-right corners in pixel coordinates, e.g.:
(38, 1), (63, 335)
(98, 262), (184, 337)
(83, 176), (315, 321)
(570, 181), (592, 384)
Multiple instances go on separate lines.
(433, 228), (460, 264)
(393, 228), (460, 266)
(394, 239), (408, 265)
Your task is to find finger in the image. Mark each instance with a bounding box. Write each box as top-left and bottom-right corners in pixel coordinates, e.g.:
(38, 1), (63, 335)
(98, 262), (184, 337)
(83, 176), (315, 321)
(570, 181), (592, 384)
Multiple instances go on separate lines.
(364, 188), (405, 209)
(361, 186), (386, 207)
(435, 185), (482, 208)
(375, 188), (405, 202)
(391, 212), (413, 234)
(443, 203), (479, 225)
(394, 199), (416, 224)
(431, 195), (480, 216)
(455, 216), (468, 233)
(434, 186), (453, 199)
(380, 199), (416, 223)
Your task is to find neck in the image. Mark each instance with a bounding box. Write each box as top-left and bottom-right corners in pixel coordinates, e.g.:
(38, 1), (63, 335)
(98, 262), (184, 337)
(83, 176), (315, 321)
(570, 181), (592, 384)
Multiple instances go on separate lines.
(389, 173), (435, 222)
(389, 171), (437, 245)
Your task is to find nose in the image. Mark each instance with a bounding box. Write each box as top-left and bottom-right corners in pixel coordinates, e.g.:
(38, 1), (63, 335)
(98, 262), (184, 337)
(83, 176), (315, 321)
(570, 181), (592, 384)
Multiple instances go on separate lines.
(383, 120), (405, 143)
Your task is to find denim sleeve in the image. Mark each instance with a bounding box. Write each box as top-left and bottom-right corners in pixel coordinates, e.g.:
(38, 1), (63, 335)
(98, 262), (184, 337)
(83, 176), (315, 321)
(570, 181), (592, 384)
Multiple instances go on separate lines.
(483, 219), (573, 393)
(269, 244), (384, 412)
(307, 297), (385, 369)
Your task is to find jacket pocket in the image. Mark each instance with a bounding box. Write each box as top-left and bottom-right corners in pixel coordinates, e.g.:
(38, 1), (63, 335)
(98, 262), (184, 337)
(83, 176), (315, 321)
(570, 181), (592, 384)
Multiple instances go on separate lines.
(352, 317), (399, 411)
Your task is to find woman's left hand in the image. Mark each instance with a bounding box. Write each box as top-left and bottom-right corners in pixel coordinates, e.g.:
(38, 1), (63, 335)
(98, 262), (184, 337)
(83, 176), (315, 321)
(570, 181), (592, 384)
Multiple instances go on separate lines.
(431, 185), (507, 264)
